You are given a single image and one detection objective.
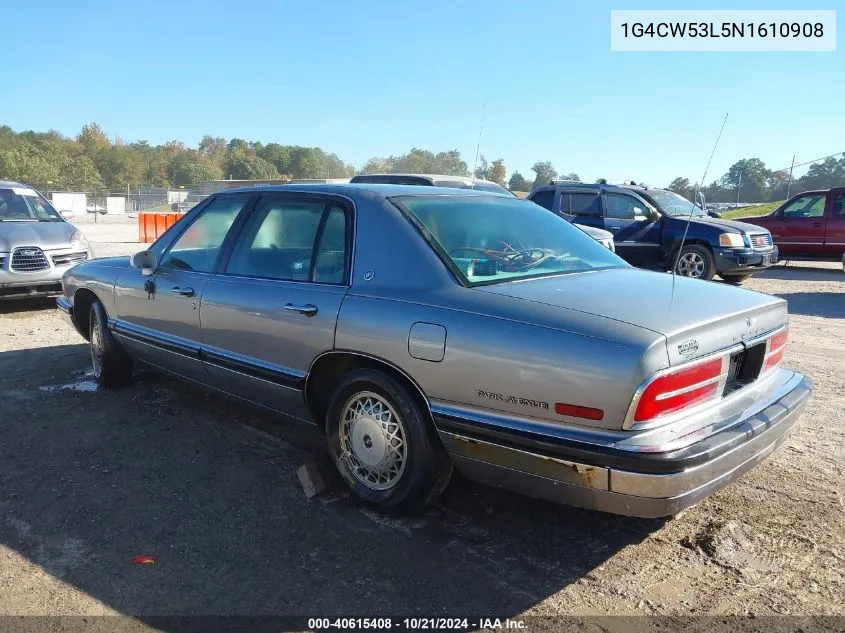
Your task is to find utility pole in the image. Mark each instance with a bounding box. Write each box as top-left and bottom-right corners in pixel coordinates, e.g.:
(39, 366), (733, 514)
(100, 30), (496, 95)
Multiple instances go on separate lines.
(735, 171), (742, 208)
(785, 155), (796, 200)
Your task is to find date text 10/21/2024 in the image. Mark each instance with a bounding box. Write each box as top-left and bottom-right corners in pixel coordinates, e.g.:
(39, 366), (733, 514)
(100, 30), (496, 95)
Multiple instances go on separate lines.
(307, 618), (526, 630)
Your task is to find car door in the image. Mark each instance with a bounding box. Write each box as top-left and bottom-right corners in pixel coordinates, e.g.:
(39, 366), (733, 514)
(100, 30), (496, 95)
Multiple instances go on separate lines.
(199, 193), (352, 421)
(767, 193), (827, 256)
(601, 192), (661, 266)
(823, 190), (845, 258)
(112, 193), (253, 382)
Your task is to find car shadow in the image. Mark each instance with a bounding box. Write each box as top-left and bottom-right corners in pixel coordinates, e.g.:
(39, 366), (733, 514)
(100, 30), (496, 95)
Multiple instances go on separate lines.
(758, 263), (843, 282)
(0, 343), (658, 625)
(0, 297), (59, 314)
(773, 291), (845, 319)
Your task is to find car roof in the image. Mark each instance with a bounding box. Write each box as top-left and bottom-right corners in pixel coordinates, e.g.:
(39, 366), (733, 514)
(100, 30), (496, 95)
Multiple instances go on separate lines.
(217, 182), (513, 198)
(0, 180), (29, 189)
(351, 173), (504, 186)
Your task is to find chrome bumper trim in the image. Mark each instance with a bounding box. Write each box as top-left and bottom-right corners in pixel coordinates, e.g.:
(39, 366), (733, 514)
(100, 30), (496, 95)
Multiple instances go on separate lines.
(440, 373), (811, 517)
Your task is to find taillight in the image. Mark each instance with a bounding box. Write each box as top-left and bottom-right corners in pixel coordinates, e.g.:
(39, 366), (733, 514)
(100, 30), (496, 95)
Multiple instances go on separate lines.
(634, 357), (724, 423)
(763, 327), (788, 373)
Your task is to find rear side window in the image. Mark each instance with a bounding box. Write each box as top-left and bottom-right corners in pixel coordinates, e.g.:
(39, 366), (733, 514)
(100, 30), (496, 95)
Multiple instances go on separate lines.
(834, 194), (845, 217)
(561, 192), (601, 217)
(226, 197), (349, 283)
(529, 190), (555, 211)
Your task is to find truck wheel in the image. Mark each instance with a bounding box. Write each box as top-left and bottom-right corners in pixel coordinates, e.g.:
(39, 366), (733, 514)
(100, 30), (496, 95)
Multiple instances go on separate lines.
(720, 274), (751, 284)
(674, 245), (715, 281)
(325, 368), (452, 515)
(89, 301), (134, 387)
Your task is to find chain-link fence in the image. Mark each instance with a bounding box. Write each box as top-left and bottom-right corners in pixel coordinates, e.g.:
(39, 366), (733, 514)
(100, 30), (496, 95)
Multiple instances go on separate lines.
(43, 188), (209, 220)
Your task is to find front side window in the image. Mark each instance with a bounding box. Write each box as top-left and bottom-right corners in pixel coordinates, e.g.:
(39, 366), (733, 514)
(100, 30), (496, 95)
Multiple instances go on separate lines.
(0, 187), (62, 222)
(159, 195), (247, 272)
(605, 193), (649, 220)
(782, 194), (826, 218)
(226, 197), (348, 283)
(395, 194), (625, 286)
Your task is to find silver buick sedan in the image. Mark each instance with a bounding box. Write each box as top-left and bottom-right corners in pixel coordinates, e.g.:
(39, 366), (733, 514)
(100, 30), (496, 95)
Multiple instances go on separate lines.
(1, 181), (93, 300)
(57, 184), (811, 516)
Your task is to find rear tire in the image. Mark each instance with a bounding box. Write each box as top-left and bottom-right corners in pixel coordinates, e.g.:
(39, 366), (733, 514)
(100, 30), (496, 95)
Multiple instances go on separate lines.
(719, 273), (751, 284)
(89, 301), (133, 387)
(674, 244), (716, 281)
(325, 368), (452, 515)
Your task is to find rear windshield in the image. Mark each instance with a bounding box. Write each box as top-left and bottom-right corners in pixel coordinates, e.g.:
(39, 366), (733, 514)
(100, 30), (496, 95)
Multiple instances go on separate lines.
(394, 195), (625, 286)
(0, 187), (63, 222)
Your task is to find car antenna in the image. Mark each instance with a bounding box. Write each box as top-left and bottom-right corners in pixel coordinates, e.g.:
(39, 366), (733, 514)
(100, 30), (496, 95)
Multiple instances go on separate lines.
(672, 113), (729, 287)
(471, 98), (486, 189)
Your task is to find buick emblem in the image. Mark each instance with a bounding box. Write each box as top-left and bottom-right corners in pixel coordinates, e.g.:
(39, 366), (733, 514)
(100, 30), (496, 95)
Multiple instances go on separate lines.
(20, 249), (38, 256)
(678, 339), (699, 357)
(746, 317), (752, 328)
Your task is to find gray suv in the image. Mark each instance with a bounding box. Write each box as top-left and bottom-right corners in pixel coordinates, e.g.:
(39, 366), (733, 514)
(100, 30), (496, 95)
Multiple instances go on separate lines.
(1, 182), (93, 300)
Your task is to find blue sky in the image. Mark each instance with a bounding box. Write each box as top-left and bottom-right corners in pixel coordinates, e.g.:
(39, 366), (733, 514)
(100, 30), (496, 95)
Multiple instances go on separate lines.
(2, 0), (842, 186)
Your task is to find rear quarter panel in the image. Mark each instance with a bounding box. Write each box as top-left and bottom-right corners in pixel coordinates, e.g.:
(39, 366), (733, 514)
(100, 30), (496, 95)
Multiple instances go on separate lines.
(335, 293), (668, 431)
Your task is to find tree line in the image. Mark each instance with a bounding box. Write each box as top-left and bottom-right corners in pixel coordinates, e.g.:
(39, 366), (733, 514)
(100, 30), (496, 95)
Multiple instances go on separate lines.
(665, 155), (845, 204)
(0, 123), (574, 194)
(2, 123), (841, 200)
(0, 123), (357, 193)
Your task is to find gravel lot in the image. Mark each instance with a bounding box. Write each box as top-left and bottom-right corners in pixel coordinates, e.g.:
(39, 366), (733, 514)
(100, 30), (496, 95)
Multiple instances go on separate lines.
(1, 217), (843, 627)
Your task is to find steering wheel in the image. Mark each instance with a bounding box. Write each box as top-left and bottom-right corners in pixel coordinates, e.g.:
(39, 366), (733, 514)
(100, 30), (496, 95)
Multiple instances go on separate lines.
(448, 246), (555, 271)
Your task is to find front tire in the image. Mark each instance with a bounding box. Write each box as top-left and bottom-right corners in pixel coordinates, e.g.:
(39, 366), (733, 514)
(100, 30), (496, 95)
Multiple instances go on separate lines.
(720, 273), (751, 284)
(674, 244), (716, 281)
(325, 368), (452, 514)
(89, 301), (133, 387)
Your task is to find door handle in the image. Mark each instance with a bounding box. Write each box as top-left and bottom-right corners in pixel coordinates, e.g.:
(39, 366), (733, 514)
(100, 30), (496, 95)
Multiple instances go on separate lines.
(607, 227), (621, 233)
(171, 287), (195, 297)
(284, 303), (318, 316)
(813, 222), (822, 227)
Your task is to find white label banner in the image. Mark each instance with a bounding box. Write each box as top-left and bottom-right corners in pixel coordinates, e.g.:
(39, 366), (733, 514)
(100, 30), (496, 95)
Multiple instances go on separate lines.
(611, 10), (836, 51)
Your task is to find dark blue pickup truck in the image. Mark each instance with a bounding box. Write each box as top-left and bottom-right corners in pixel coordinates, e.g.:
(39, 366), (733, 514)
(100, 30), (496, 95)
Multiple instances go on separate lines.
(527, 182), (778, 282)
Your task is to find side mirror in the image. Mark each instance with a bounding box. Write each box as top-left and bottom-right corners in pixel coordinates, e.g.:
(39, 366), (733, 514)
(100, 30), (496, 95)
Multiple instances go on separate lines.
(131, 250), (157, 276)
(59, 210), (72, 218)
(708, 210), (722, 218)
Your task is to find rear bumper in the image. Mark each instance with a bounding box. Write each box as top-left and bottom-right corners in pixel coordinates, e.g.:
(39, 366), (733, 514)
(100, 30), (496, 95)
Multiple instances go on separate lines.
(435, 370), (811, 518)
(714, 246), (778, 275)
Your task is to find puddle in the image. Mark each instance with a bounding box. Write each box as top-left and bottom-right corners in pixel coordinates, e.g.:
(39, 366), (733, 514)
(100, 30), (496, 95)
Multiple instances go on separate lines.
(39, 380), (98, 393)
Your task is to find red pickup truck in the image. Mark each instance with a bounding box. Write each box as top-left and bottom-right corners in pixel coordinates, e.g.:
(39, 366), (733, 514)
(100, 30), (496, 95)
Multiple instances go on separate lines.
(736, 188), (845, 262)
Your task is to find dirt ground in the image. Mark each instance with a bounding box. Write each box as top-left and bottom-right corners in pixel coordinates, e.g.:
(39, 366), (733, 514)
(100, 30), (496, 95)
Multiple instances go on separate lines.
(0, 221), (843, 628)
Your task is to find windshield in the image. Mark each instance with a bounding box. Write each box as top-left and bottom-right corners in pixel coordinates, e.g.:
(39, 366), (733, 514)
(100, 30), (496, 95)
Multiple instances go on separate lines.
(643, 189), (706, 217)
(395, 195), (626, 286)
(0, 187), (63, 222)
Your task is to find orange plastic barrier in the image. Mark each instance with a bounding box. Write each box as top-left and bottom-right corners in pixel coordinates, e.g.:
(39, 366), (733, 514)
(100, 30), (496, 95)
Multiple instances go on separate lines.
(138, 212), (184, 244)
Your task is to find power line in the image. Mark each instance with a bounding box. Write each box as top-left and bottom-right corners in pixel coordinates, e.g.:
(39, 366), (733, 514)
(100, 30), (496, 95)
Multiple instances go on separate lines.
(774, 150), (845, 173)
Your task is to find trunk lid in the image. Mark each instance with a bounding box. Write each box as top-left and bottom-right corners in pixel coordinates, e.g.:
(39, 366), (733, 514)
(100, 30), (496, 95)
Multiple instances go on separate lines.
(477, 267), (786, 365)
